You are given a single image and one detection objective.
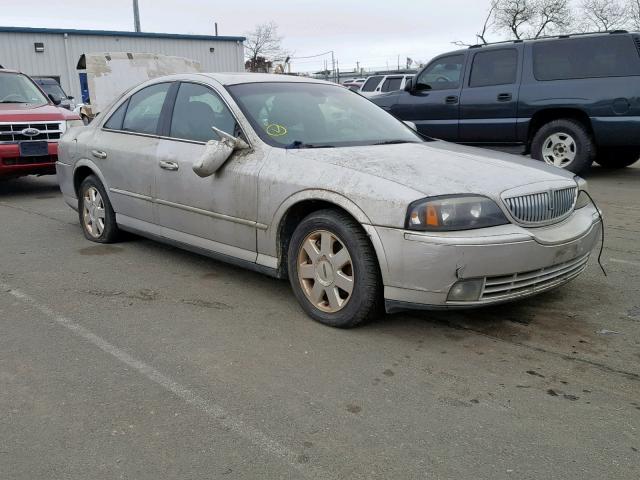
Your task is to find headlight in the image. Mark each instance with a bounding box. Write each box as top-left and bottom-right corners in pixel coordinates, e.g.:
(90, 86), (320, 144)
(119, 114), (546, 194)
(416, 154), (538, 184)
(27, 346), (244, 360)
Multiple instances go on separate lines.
(66, 119), (85, 129)
(406, 195), (509, 231)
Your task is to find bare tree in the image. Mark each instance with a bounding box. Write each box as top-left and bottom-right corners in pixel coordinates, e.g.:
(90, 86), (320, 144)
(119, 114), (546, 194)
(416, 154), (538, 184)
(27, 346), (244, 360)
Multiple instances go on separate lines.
(494, 0), (572, 39)
(244, 21), (287, 72)
(580, 0), (628, 31)
(531, 0), (573, 38)
(628, 0), (640, 30)
(453, 1), (498, 46)
(494, 0), (535, 39)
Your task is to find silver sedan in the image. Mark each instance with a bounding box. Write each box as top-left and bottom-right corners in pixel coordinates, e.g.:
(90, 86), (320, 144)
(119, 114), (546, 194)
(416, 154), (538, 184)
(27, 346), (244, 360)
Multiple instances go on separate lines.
(57, 73), (601, 328)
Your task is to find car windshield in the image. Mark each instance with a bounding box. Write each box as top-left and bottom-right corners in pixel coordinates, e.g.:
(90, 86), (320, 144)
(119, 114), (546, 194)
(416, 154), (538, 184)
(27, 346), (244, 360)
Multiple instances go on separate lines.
(38, 82), (66, 99)
(227, 82), (423, 148)
(0, 73), (49, 105)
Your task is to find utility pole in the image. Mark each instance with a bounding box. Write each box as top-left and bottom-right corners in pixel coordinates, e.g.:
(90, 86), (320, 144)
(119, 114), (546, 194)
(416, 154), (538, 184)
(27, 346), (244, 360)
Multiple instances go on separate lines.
(331, 51), (335, 83)
(214, 22), (218, 36)
(133, 0), (141, 32)
(397, 55), (400, 71)
(356, 61), (360, 74)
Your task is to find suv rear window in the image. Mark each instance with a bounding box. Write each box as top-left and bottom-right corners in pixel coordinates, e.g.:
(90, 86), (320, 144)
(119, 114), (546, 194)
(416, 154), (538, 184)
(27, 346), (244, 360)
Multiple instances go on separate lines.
(381, 77), (403, 92)
(469, 49), (518, 87)
(533, 36), (640, 81)
(361, 76), (383, 92)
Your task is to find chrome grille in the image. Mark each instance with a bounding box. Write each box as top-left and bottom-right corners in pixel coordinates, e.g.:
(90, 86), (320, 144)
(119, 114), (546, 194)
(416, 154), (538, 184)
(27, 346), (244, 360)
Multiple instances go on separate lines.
(504, 186), (577, 225)
(0, 121), (64, 143)
(480, 254), (589, 301)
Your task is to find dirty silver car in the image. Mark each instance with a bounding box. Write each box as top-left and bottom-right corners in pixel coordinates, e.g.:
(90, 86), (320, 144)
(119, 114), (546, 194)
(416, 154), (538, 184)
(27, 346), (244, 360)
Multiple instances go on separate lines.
(57, 73), (602, 328)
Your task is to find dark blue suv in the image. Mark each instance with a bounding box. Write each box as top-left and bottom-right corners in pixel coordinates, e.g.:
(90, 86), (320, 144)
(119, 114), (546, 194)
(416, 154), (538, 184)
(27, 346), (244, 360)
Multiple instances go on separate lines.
(371, 31), (640, 175)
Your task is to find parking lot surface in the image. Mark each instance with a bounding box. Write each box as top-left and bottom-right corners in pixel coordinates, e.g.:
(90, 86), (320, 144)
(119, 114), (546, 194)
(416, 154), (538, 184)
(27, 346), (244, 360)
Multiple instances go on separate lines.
(1, 165), (639, 480)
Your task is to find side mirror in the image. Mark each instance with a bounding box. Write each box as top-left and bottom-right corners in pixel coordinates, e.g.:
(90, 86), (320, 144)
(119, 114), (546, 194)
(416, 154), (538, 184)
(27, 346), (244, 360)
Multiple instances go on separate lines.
(192, 126), (250, 178)
(404, 78), (413, 92)
(48, 93), (62, 105)
(403, 120), (417, 131)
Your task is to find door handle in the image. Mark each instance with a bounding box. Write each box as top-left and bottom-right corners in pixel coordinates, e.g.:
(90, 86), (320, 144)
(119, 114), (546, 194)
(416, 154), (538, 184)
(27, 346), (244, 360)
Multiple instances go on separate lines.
(445, 95), (459, 105)
(497, 93), (512, 102)
(159, 160), (179, 171)
(91, 149), (107, 160)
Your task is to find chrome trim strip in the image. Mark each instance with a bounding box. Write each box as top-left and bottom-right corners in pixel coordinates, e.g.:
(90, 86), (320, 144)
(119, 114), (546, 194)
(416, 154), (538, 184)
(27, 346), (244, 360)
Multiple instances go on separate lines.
(109, 188), (153, 202)
(110, 190), (268, 230)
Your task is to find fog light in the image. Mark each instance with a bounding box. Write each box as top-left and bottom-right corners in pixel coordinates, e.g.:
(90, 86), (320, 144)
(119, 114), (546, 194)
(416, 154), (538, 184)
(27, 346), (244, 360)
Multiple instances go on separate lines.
(447, 279), (484, 302)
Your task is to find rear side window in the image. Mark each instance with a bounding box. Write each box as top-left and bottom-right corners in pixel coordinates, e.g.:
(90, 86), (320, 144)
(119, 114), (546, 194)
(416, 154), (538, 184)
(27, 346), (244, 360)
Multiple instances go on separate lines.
(104, 101), (128, 130)
(122, 82), (171, 135)
(469, 49), (518, 87)
(381, 77), (403, 92)
(361, 76), (383, 92)
(533, 36), (640, 81)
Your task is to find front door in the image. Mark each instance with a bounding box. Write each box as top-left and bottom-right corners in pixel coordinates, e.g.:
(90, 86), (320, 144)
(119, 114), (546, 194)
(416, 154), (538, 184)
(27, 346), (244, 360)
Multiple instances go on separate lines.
(92, 82), (172, 224)
(395, 54), (466, 141)
(459, 48), (520, 143)
(154, 81), (262, 261)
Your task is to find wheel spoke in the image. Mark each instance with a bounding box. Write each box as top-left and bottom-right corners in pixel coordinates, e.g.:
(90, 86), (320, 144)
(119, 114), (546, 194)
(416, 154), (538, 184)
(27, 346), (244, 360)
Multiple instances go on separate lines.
(334, 272), (353, 295)
(94, 207), (105, 220)
(310, 281), (325, 303)
(299, 263), (315, 279)
(302, 238), (321, 263)
(330, 248), (350, 270)
(325, 287), (341, 310)
(320, 232), (333, 255)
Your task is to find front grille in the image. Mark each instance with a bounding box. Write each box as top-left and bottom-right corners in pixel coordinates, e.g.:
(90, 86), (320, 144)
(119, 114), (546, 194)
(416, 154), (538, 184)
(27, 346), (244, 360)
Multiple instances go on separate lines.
(504, 186), (577, 225)
(480, 254), (589, 301)
(0, 121), (63, 143)
(1, 155), (55, 166)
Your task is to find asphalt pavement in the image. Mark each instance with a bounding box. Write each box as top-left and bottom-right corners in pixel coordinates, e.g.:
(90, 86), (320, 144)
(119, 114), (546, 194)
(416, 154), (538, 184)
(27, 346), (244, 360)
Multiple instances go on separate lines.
(1, 164), (639, 479)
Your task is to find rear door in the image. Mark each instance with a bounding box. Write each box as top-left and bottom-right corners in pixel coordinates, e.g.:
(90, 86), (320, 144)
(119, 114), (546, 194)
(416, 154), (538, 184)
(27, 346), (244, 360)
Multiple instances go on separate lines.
(459, 47), (521, 143)
(91, 81), (172, 224)
(395, 54), (466, 140)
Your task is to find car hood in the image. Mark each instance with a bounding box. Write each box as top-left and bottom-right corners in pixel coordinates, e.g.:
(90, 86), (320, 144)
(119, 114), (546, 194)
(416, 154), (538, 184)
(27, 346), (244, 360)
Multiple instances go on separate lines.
(298, 141), (576, 197)
(0, 103), (75, 121)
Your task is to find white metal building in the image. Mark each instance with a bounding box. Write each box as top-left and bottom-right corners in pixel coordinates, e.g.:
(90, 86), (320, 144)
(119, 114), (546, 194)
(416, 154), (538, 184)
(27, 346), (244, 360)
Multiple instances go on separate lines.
(0, 26), (245, 101)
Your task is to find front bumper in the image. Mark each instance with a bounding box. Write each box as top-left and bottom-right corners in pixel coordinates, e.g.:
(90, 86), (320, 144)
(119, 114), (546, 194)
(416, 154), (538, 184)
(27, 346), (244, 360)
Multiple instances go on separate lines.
(378, 205), (601, 312)
(0, 142), (58, 178)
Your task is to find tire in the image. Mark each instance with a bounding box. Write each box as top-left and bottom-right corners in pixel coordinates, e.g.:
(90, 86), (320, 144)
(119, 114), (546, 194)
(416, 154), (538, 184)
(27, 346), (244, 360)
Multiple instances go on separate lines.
(595, 147), (640, 169)
(78, 175), (119, 243)
(531, 119), (595, 175)
(287, 209), (382, 328)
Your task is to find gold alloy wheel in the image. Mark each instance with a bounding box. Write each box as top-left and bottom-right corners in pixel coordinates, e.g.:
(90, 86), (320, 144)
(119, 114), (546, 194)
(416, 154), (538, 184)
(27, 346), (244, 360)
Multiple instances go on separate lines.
(297, 230), (354, 313)
(82, 186), (106, 238)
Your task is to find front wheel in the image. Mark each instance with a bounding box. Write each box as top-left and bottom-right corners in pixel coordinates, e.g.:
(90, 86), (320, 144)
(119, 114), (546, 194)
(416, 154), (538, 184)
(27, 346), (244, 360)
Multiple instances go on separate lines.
(595, 147), (640, 169)
(287, 209), (382, 328)
(78, 175), (119, 243)
(531, 119), (595, 175)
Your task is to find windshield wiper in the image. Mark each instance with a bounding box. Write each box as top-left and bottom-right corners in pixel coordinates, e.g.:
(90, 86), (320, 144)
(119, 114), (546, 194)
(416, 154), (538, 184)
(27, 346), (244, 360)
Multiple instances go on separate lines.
(373, 139), (418, 145)
(286, 140), (335, 149)
(0, 100), (26, 104)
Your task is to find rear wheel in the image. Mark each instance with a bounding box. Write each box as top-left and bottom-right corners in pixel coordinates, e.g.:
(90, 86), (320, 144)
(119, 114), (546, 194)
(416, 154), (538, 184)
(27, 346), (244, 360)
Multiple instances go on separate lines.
(595, 147), (640, 169)
(78, 175), (119, 243)
(287, 209), (382, 328)
(531, 119), (595, 175)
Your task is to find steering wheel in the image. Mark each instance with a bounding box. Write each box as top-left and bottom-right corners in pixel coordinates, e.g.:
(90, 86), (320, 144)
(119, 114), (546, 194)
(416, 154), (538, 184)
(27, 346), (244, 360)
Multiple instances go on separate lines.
(0, 94), (25, 103)
(435, 76), (450, 83)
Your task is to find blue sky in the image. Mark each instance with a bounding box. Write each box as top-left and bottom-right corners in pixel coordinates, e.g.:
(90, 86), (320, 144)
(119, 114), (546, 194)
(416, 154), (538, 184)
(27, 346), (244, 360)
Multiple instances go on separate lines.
(3, 0), (493, 72)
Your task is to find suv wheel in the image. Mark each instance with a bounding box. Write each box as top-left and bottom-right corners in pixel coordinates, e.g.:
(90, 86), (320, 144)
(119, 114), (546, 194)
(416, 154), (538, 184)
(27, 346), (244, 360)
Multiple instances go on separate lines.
(287, 209), (382, 328)
(531, 119), (595, 175)
(78, 175), (119, 243)
(595, 147), (640, 169)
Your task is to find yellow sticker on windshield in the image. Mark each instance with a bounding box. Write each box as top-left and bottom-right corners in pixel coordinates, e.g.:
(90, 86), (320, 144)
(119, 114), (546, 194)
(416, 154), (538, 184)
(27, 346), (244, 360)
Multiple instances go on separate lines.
(266, 123), (288, 137)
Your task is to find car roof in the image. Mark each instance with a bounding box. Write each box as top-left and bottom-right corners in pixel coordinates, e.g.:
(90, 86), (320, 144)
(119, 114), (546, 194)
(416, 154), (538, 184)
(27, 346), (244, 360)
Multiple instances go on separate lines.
(198, 72), (331, 86)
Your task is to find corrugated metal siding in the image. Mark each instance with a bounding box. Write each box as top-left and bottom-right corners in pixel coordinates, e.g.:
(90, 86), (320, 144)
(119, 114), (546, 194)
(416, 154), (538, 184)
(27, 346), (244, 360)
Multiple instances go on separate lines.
(0, 31), (244, 99)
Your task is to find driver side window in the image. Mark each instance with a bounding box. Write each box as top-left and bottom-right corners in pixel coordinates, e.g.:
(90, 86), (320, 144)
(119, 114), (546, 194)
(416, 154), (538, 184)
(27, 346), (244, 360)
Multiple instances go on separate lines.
(416, 55), (465, 91)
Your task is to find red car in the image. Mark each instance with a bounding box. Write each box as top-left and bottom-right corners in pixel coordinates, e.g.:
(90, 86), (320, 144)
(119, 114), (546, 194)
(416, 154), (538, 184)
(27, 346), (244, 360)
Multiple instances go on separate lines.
(0, 69), (82, 179)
